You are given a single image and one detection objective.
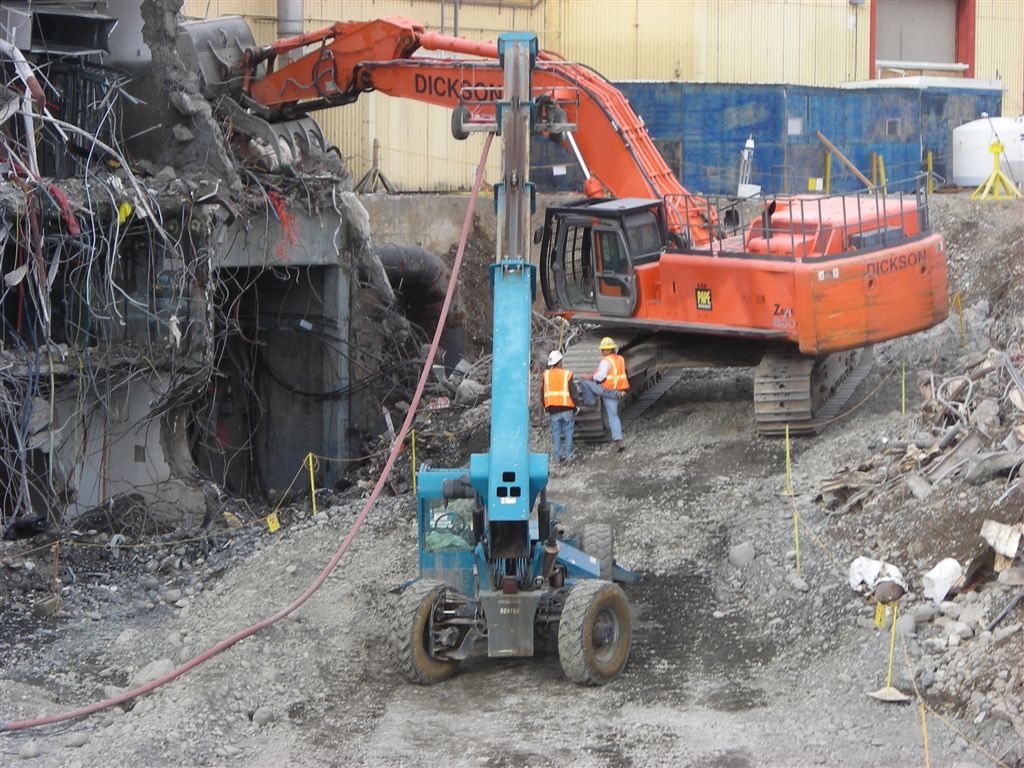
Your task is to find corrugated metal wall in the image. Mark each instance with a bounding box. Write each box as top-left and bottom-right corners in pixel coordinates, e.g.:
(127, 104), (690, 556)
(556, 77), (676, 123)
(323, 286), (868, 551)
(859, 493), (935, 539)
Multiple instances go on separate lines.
(179, 0), (1020, 192)
(696, 0), (868, 86)
(555, 0), (867, 85)
(974, 0), (1024, 116)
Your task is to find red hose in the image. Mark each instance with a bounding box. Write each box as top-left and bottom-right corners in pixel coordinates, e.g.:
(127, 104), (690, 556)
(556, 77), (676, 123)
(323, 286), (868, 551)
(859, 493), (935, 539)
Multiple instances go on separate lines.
(46, 184), (81, 237)
(0, 132), (495, 733)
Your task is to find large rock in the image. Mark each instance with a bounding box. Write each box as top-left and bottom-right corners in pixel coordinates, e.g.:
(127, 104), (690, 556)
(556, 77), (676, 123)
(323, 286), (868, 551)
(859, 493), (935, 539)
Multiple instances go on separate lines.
(455, 378), (488, 405)
(728, 542), (756, 569)
(131, 658), (176, 687)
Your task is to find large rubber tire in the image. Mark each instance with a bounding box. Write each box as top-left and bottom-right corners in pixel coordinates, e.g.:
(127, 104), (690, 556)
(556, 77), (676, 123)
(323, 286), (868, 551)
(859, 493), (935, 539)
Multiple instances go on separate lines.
(385, 580), (460, 685)
(581, 523), (614, 580)
(558, 579), (632, 685)
(451, 104), (470, 141)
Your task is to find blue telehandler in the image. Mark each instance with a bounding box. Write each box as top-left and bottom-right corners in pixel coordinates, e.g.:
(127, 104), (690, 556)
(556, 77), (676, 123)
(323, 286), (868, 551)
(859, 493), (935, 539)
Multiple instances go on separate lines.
(385, 33), (635, 686)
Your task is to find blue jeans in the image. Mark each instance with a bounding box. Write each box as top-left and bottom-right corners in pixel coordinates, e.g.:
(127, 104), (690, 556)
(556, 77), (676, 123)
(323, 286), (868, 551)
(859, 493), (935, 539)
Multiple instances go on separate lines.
(580, 380), (623, 441)
(549, 409), (575, 461)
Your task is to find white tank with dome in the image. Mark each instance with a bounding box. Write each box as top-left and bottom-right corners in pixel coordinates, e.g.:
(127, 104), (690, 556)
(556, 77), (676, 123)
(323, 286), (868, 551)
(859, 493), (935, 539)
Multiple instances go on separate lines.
(952, 115), (1024, 187)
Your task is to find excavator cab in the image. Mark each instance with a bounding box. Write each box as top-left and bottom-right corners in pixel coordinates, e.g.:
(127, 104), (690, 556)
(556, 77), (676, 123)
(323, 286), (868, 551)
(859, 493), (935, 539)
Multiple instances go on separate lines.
(539, 197), (668, 318)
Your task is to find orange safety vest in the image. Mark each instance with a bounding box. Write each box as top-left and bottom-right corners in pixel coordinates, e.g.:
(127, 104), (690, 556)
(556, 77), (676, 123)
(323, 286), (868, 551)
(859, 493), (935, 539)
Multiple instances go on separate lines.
(543, 368), (575, 408)
(600, 353), (629, 391)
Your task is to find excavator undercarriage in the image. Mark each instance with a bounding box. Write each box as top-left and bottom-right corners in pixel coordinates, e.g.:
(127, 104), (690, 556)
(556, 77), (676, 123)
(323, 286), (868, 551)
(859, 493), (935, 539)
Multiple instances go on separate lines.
(562, 330), (876, 439)
(753, 345), (874, 436)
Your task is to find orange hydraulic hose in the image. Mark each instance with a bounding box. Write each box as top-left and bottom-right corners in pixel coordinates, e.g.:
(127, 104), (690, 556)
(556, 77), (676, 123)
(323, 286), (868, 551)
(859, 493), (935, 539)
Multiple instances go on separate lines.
(0, 132), (496, 733)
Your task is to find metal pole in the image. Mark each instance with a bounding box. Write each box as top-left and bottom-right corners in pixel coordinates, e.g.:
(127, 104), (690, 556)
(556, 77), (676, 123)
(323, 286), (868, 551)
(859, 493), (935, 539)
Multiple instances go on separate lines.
(816, 130), (873, 190)
(277, 0), (304, 61)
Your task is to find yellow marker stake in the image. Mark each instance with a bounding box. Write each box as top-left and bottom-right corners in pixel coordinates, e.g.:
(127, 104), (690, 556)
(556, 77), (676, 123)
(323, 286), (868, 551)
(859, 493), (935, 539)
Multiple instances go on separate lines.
(307, 452), (317, 517)
(901, 360), (906, 416)
(784, 425), (793, 496)
(785, 425), (800, 577)
(920, 702), (932, 768)
(884, 603), (898, 685)
(868, 602), (910, 702)
(874, 601), (887, 627)
(925, 704), (933, 768)
(953, 291), (965, 346)
(411, 429), (417, 496)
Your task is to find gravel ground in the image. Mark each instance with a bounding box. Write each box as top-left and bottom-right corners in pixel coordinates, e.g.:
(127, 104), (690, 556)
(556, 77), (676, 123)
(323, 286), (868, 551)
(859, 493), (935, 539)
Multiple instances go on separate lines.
(1, 193), (1021, 767)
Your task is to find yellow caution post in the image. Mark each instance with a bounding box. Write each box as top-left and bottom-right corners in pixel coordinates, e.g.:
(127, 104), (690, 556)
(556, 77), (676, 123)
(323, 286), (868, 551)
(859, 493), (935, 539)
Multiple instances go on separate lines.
(970, 140), (1023, 200)
(868, 603), (910, 703)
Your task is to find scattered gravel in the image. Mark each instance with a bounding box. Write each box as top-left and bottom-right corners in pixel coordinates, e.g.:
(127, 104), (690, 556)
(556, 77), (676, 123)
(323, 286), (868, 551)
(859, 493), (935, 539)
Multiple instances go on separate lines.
(1, 193), (1021, 767)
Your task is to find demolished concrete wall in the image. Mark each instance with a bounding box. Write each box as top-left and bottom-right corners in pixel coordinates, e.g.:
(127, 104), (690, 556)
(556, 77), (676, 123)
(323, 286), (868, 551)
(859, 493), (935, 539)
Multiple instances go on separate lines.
(0, 0), (418, 534)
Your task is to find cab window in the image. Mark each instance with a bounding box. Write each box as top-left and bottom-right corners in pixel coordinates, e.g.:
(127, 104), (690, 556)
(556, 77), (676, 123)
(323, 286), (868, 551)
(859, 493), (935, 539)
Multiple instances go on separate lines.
(424, 498), (474, 551)
(625, 212), (664, 263)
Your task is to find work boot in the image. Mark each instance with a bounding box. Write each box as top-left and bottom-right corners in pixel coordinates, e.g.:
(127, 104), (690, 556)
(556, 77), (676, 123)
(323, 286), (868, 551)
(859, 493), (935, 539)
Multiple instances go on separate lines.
(614, 440), (625, 452)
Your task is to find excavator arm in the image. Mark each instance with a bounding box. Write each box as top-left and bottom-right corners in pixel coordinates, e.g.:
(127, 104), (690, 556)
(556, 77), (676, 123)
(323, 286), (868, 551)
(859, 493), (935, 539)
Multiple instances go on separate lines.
(213, 16), (712, 243)
(180, 14), (949, 440)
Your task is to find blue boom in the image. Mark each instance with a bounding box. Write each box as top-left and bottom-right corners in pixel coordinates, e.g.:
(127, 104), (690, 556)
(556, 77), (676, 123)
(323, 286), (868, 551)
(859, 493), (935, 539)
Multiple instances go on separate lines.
(386, 32), (635, 686)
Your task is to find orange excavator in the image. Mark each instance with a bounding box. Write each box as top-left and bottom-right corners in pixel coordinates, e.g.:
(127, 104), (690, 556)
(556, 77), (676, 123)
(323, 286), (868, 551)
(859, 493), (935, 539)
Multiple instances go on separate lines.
(179, 15), (949, 435)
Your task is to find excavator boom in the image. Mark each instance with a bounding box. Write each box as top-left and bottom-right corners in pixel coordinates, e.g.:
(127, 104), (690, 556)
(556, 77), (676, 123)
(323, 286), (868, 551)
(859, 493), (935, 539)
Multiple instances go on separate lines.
(180, 14), (950, 436)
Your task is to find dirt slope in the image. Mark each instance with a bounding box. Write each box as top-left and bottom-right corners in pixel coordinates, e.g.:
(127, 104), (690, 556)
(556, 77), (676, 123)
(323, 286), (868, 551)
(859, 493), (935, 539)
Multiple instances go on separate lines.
(1, 192), (1022, 768)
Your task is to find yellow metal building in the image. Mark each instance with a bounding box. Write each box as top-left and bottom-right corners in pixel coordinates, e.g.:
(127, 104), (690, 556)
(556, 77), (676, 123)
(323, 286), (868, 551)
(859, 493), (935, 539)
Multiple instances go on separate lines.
(182, 0), (1023, 191)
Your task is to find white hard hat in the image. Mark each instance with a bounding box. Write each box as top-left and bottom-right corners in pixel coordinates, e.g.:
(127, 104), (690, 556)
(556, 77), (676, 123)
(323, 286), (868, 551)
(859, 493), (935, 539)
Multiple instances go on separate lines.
(547, 350), (563, 367)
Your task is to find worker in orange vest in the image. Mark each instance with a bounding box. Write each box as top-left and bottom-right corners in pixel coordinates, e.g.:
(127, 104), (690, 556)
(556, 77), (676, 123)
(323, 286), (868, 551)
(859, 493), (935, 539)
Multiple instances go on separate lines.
(542, 350), (577, 464)
(578, 336), (630, 451)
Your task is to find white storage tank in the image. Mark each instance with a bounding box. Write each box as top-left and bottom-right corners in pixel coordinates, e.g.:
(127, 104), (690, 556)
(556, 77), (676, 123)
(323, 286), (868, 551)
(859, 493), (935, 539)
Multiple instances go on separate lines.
(952, 115), (1024, 187)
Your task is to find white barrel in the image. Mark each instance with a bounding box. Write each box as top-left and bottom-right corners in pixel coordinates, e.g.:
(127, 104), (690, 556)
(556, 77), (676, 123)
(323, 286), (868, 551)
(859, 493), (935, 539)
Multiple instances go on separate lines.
(952, 115), (1024, 187)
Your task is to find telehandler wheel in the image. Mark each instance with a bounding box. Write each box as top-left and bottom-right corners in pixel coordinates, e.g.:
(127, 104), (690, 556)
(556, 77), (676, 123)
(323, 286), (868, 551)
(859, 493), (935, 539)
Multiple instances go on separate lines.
(386, 580), (460, 684)
(581, 523), (614, 580)
(558, 579), (631, 685)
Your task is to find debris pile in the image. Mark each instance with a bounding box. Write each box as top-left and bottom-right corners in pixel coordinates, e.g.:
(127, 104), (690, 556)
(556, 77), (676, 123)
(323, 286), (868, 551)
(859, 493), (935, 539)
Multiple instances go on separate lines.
(826, 314), (1023, 746)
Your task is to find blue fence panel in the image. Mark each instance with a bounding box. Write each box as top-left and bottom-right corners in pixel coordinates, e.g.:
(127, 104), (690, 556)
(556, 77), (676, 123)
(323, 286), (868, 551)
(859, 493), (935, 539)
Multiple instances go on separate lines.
(683, 84), (786, 196)
(920, 91), (1002, 184)
(616, 81), (686, 175)
(530, 80), (1000, 198)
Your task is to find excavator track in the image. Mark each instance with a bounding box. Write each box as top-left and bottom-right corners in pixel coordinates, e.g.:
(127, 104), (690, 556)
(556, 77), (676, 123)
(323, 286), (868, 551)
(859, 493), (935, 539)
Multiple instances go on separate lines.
(621, 367), (686, 426)
(753, 346), (874, 436)
(561, 329), (874, 440)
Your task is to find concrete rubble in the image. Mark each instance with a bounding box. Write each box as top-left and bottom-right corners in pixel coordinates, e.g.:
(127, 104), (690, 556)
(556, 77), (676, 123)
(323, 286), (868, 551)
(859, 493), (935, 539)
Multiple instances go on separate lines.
(0, 0), (434, 536)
